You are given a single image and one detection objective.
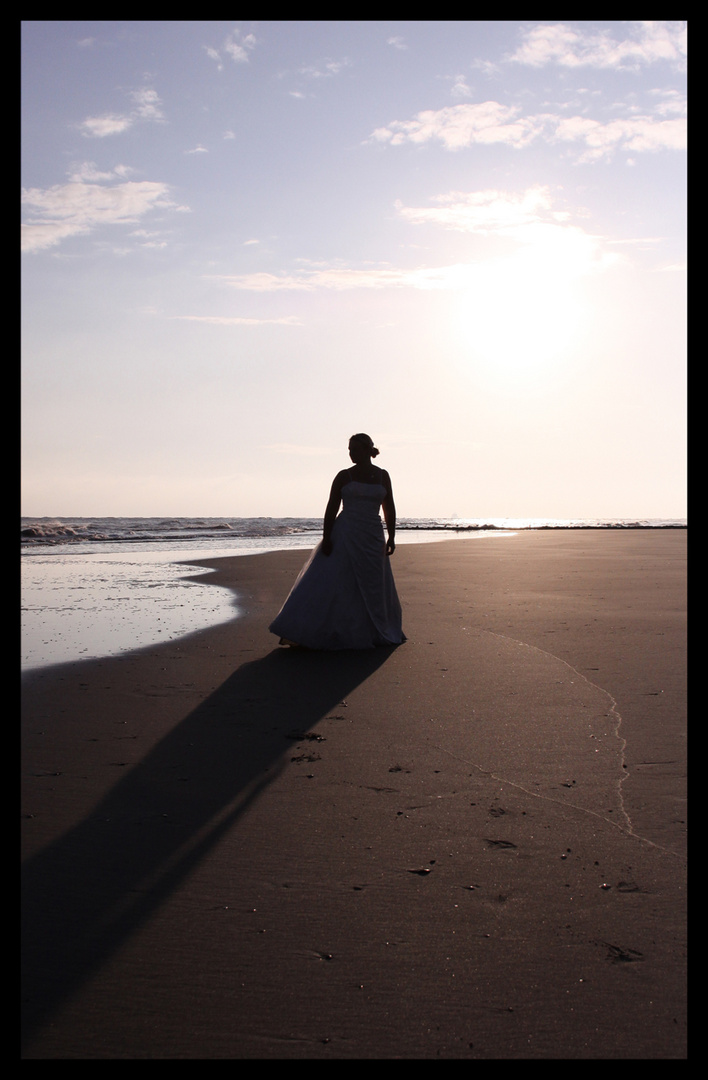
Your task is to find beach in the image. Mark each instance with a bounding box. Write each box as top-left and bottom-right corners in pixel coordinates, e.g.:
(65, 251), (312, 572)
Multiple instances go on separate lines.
(21, 529), (686, 1059)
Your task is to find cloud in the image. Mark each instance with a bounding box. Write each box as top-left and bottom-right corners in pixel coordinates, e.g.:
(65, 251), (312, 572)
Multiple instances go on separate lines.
(211, 255), (600, 294)
(386, 36), (407, 51)
(651, 89), (687, 117)
(79, 87), (164, 138)
(370, 101), (545, 150)
(21, 171), (179, 253)
(396, 186), (622, 278)
(212, 267), (462, 291)
(21, 221), (89, 253)
(370, 95), (686, 161)
(450, 75), (473, 100)
(204, 45), (222, 70)
(470, 58), (502, 78)
(79, 114), (133, 138)
(130, 88), (164, 122)
(68, 161), (131, 183)
(283, 57), (351, 100)
(205, 28), (257, 70)
(554, 112), (686, 162)
(214, 187), (624, 295)
(211, 249), (618, 298)
(508, 21), (687, 71)
(395, 186), (565, 234)
(299, 58), (352, 79)
(396, 185), (673, 261)
(224, 30), (257, 63)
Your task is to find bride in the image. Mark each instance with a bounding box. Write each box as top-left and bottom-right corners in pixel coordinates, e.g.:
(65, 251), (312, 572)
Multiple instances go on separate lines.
(269, 434), (405, 650)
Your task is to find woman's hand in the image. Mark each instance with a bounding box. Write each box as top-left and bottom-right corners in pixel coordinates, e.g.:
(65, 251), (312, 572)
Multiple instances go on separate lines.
(321, 538), (333, 557)
(386, 537), (396, 556)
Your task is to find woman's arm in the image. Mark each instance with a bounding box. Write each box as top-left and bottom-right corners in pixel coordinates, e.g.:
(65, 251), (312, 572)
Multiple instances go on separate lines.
(381, 470), (397, 556)
(321, 471), (348, 555)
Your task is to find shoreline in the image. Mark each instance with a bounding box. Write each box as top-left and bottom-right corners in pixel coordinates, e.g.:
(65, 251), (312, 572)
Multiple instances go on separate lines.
(22, 530), (686, 1058)
(397, 523), (688, 531)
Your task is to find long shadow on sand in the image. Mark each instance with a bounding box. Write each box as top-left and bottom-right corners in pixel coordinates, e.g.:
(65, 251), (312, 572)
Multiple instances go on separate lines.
(21, 644), (396, 1051)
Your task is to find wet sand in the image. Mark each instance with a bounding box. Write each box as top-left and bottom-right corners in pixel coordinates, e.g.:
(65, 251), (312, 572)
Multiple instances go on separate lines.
(21, 529), (686, 1058)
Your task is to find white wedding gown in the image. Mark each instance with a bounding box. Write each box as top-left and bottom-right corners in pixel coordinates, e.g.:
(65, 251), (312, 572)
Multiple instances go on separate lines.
(269, 479), (405, 650)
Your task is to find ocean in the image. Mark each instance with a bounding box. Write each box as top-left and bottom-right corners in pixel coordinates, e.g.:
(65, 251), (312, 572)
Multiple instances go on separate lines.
(21, 515), (686, 672)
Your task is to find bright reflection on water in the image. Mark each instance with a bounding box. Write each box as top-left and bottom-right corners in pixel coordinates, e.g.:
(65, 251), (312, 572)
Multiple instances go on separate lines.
(21, 549), (245, 671)
(21, 531), (515, 671)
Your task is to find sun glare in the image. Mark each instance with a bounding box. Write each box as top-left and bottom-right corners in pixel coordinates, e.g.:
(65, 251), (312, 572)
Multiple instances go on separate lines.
(455, 268), (582, 379)
(451, 224), (603, 382)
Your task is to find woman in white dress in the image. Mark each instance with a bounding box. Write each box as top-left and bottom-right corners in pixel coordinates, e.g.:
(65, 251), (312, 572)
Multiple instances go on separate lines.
(269, 434), (405, 650)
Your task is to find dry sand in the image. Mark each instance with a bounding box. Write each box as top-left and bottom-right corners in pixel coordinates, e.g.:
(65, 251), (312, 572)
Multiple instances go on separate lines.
(21, 529), (686, 1059)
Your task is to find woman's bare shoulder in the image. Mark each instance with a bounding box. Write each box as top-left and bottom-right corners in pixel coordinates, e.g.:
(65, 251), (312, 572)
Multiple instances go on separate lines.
(330, 468), (352, 490)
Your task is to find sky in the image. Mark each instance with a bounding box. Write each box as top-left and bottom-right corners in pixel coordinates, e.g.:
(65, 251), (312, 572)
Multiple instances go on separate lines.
(21, 20), (687, 519)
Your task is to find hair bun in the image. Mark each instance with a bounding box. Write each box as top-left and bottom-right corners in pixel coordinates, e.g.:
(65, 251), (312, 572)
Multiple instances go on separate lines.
(350, 432), (379, 457)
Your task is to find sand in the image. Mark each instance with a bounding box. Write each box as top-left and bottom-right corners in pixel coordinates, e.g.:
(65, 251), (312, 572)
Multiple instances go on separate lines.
(21, 529), (686, 1059)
